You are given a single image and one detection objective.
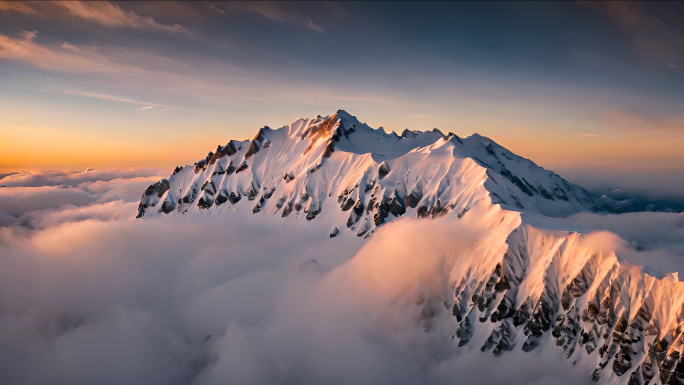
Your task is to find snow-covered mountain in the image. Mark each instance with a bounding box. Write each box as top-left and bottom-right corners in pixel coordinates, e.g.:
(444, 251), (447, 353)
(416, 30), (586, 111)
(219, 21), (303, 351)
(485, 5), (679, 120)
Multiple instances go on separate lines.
(137, 110), (683, 384)
(137, 110), (606, 226)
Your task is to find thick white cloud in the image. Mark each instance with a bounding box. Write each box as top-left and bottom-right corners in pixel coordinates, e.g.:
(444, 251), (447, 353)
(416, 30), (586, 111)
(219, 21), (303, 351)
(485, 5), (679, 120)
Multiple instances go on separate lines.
(0, 170), (162, 225)
(0, 169), (681, 385)
(0, 186), (95, 217)
(0, 212), (593, 385)
(0, 169), (161, 188)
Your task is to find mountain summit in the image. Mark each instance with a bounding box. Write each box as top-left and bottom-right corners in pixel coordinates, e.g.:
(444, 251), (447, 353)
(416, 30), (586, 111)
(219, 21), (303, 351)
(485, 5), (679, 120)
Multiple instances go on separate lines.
(137, 110), (606, 233)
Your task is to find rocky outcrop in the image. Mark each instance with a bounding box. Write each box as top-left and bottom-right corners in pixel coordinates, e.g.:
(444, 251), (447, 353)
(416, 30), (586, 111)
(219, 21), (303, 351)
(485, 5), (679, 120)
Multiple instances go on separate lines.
(136, 179), (170, 217)
(446, 227), (684, 385)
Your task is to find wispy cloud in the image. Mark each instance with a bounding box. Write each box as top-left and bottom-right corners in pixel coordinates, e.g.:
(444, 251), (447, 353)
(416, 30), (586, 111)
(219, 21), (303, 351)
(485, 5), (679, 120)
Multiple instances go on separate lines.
(657, 57), (682, 70)
(581, 2), (684, 69)
(599, 110), (684, 132)
(0, 31), (273, 106)
(0, 1), (38, 15)
(209, 4), (226, 15)
(0, 1), (191, 34)
(63, 90), (172, 111)
(0, 30), (134, 74)
(218, 3), (325, 33)
(55, 1), (190, 34)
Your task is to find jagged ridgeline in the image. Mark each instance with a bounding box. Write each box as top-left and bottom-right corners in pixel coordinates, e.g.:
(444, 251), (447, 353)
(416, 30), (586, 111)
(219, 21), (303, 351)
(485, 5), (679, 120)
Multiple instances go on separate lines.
(138, 111), (683, 384)
(137, 110), (606, 236)
(443, 223), (684, 385)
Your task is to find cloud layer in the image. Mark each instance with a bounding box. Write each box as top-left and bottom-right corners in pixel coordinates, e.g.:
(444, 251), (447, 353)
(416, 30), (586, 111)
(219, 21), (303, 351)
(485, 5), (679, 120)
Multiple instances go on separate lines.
(0, 169), (162, 226)
(0, 169), (604, 385)
(0, 169), (682, 384)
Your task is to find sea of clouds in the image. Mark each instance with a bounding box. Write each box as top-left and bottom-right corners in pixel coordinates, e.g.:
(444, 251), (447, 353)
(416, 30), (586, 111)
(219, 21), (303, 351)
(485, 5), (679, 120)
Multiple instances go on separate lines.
(0, 169), (682, 385)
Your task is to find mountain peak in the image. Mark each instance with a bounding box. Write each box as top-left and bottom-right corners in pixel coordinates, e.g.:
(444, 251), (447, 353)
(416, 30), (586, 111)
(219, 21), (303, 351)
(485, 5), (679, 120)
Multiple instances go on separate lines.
(137, 111), (612, 227)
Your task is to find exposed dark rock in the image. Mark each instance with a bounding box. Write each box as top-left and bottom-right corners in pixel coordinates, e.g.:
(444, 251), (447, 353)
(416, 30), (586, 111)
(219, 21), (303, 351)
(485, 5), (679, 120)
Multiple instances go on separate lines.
(215, 192), (228, 206)
(430, 199), (445, 217)
(628, 368), (643, 385)
(378, 162), (390, 179)
(346, 200), (364, 228)
(485, 143), (497, 157)
(194, 159), (207, 173)
(613, 350), (633, 376)
(562, 272), (590, 310)
(340, 197), (355, 211)
(329, 226), (339, 238)
(389, 195), (406, 216)
(201, 180), (216, 195)
(235, 161), (248, 173)
(539, 187), (554, 200)
(282, 203), (293, 218)
(552, 186), (569, 201)
(500, 168), (534, 196)
(513, 302), (532, 327)
(245, 183), (259, 200)
(262, 188), (275, 200)
(228, 191), (241, 204)
(197, 196), (213, 209)
(219, 141), (238, 157)
(306, 202), (321, 220)
(417, 205), (428, 217)
(144, 179), (170, 197)
(245, 127), (267, 158)
(245, 141), (259, 158)
(406, 190), (423, 209)
(353, 200), (364, 215)
(323, 141), (335, 158)
(457, 317), (473, 347)
(356, 220), (371, 237)
(181, 187), (198, 204)
(159, 199), (176, 214)
(491, 295), (515, 322)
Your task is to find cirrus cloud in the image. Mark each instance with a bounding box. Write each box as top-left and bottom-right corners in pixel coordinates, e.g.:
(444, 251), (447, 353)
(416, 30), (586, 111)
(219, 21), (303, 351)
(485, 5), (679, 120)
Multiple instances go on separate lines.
(0, 1), (191, 34)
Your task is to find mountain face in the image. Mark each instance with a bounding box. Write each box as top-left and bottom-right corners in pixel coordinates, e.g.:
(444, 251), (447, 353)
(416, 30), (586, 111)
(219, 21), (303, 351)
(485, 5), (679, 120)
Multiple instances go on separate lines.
(138, 110), (683, 384)
(137, 110), (604, 227)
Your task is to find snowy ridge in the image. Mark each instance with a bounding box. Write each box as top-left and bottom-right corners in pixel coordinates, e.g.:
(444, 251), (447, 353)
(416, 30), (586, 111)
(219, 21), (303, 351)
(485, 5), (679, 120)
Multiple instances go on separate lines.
(137, 110), (605, 231)
(439, 207), (684, 385)
(137, 111), (683, 384)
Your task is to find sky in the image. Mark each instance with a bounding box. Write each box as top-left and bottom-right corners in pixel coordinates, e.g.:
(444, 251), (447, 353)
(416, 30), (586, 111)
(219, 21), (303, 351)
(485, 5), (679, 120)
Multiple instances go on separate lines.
(1, 1), (683, 195)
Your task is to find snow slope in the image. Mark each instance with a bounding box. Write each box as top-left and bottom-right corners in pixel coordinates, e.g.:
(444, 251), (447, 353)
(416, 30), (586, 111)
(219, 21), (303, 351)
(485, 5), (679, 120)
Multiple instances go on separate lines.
(138, 110), (605, 230)
(137, 110), (683, 384)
